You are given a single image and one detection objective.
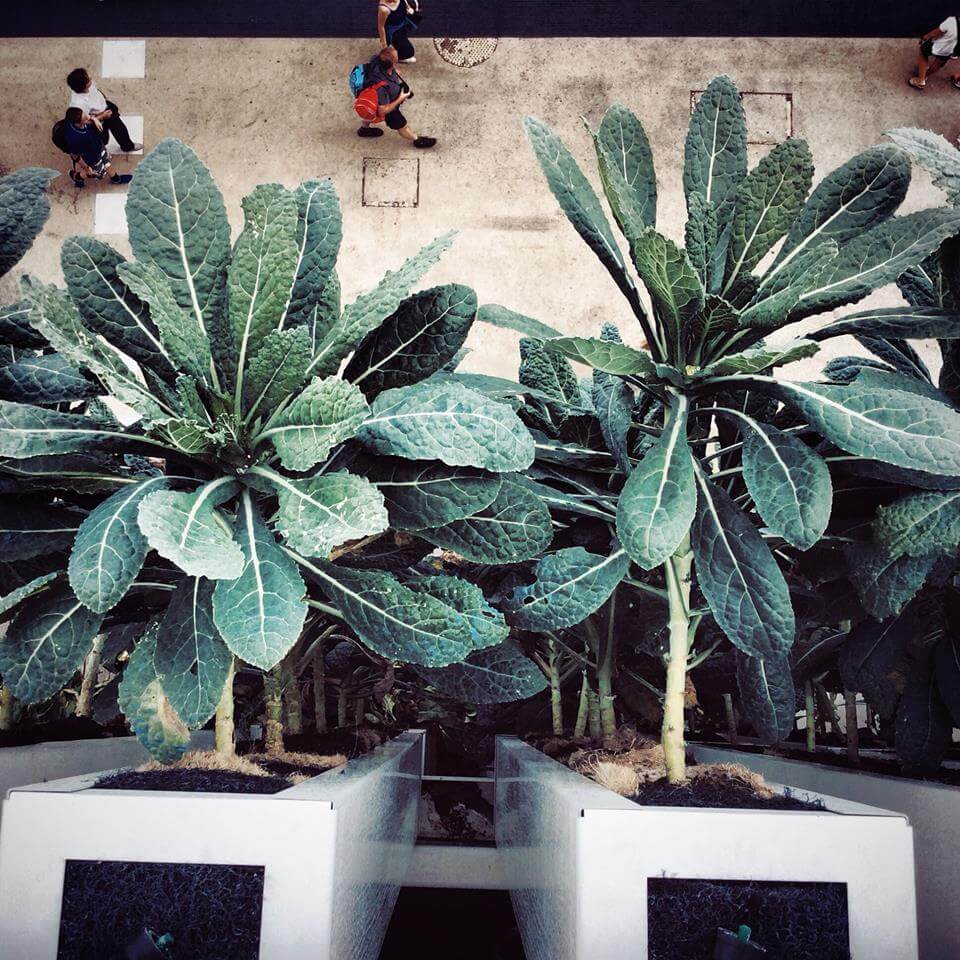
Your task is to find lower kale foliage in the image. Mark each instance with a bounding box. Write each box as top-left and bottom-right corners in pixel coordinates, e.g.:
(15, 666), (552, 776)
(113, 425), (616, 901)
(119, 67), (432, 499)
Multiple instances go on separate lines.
(476, 77), (960, 779)
(0, 144), (550, 759)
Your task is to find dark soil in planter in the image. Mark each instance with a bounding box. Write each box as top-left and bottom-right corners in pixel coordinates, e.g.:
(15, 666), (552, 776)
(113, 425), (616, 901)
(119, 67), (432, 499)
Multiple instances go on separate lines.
(277, 724), (389, 758)
(0, 716), (127, 748)
(95, 768), (292, 794)
(703, 741), (960, 786)
(418, 779), (496, 844)
(57, 859), (263, 960)
(631, 776), (824, 811)
(647, 877), (849, 960)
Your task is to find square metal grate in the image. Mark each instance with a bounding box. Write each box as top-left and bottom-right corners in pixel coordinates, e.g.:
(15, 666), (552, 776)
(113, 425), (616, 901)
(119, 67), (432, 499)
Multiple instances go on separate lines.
(362, 157), (420, 208)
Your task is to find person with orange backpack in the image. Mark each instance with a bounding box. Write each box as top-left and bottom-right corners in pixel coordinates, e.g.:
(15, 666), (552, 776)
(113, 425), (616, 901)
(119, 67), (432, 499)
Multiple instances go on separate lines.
(354, 46), (435, 149)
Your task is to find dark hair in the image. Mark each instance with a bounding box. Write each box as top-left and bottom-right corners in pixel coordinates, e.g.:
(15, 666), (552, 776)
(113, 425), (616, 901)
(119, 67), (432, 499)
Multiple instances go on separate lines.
(65, 107), (84, 125)
(66, 68), (89, 93)
(377, 46), (395, 65)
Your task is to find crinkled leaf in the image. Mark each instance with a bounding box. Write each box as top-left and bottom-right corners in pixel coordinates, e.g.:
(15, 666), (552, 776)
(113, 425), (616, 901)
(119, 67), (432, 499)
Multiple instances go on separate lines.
(771, 143), (910, 273)
(68, 476), (170, 613)
(740, 419), (831, 551)
(0, 299), (45, 349)
(519, 336), (580, 403)
(845, 541), (937, 620)
(261, 376), (369, 472)
(358, 380), (534, 472)
(886, 128), (960, 207)
(61, 236), (177, 380)
(0, 584), (103, 704)
(0, 572), (58, 617)
(630, 228), (704, 358)
(789, 209), (960, 321)
(475, 303), (563, 340)
(344, 283), (477, 397)
(243, 325), (312, 418)
(306, 271), (340, 350)
(0, 501), (80, 559)
(305, 559), (505, 667)
(283, 178), (343, 329)
(592, 103), (657, 239)
(125, 139), (231, 363)
(0, 168), (58, 277)
(0, 401), (134, 458)
(692, 471), (795, 659)
(414, 641), (548, 704)
(684, 77), (747, 224)
(811, 306), (960, 343)
(118, 625), (190, 764)
(0, 353), (96, 405)
(685, 193), (719, 287)
(116, 259), (213, 384)
(592, 343), (634, 474)
(740, 377), (960, 476)
(725, 138), (813, 287)
(409, 574), (510, 653)
(740, 241), (837, 331)
(874, 489), (960, 560)
(502, 546), (629, 631)
(137, 478), (244, 579)
(258, 466), (389, 557)
(212, 491), (307, 671)
(617, 397), (695, 569)
(154, 577), (232, 728)
(362, 455), (502, 531)
(840, 612), (912, 718)
(228, 183), (299, 402)
(308, 231), (456, 378)
(544, 336), (656, 377)
(896, 652), (953, 775)
(736, 651), (796, 743)
(697, 339), (818, 379)
(421, 476), (553, 564)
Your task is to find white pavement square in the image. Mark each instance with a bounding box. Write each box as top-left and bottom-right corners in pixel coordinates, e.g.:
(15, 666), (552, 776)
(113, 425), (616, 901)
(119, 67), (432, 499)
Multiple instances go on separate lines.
(107, 115), (143, 155)
(101, 40), (146, 78)
(94, 192), (128, 236)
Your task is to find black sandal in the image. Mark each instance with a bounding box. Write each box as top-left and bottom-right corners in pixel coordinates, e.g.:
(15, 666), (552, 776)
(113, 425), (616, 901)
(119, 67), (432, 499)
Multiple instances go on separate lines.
(357, 126), (384, 138)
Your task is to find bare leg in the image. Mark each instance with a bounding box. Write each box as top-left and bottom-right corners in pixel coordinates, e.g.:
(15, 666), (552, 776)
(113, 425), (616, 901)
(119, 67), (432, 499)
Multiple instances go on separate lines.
(395, 123), (417, 141)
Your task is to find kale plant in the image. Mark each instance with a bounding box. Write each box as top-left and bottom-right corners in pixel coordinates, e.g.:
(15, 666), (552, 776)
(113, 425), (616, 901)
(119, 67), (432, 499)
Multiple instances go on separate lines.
(0, 141), (536, 760)
(487, 77), (960, 781)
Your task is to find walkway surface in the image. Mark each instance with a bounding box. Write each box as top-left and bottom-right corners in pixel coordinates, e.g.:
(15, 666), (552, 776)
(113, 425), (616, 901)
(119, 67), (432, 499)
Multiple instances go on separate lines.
(1, 36), (957, 380)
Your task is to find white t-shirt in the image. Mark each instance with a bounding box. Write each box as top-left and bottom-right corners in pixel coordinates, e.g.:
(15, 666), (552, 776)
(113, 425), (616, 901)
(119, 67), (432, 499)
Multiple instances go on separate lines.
(932, 17), (959, 57)
(68, 81), (108, 114)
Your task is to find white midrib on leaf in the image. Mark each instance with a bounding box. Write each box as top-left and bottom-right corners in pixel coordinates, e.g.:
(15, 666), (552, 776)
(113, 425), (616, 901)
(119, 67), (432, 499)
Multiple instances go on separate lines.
(276, 182), (329, 333)
(645, 396), (688, 549)
(241, 491), (270, 658)
(19, 602), (85, 682)
(166, 166), (208, 339)
(880, 490), (960, 556)
(521, 549), (626, 609)
(177, 476), (234, 550)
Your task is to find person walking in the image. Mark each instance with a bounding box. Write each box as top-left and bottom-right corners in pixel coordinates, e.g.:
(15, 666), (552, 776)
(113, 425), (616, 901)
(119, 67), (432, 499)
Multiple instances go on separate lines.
(62, 108), (133, 188)
(66, 67), (142, 152)
(357, 46), (436, 148)
(910, 15), (960, 90)
(377, 0), (419, 64)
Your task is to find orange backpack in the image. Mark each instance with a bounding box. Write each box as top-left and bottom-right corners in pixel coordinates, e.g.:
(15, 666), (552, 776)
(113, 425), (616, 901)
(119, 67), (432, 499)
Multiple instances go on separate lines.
(354, 80), (388, 123)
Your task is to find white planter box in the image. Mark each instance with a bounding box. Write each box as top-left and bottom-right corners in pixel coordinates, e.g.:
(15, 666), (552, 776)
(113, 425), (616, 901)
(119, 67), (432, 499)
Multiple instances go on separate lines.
(495, 736), (918, 960)
(0, 731), (213, 827)
(0, 729), (424, 959)
(695, 744), (957, 960)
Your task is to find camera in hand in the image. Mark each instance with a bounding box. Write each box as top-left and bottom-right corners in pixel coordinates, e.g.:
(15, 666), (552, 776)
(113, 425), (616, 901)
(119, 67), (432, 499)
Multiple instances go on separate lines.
(400, 79), (414, 99)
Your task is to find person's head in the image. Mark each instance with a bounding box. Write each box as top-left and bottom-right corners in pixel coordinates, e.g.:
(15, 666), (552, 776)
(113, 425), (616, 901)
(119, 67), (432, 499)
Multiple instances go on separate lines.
(378, 45), (398, 67)
(65, 107), (86, 128)
(66, 68), (91, 94)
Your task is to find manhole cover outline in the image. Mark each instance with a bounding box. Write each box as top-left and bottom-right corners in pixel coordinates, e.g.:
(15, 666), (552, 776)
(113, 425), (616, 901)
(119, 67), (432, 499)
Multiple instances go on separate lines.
(434, 37), (498, 68)
(361, 156), (420, 209)
(689, 90), (794, 145)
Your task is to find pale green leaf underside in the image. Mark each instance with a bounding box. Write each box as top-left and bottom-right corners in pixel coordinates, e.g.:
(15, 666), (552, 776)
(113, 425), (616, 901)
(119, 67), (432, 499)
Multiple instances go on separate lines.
(414, 641), (547, 704)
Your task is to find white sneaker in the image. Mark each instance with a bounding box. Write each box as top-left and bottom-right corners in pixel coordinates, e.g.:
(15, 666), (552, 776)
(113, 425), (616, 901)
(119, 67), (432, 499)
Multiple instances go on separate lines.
(399, 56), (416, 63)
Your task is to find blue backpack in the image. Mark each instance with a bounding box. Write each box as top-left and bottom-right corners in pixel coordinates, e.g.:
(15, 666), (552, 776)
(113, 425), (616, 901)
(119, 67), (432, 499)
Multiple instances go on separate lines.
(348, 63), (367, 98)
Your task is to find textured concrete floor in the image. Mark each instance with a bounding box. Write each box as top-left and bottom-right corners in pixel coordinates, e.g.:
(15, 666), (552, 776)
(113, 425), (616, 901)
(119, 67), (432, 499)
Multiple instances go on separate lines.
(2, 36), (959, 379)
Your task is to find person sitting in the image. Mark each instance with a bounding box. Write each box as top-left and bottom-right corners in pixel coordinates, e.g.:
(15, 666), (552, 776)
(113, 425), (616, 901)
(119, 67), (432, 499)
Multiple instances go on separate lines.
(66, 67), (142, 152)
(62, 108), (133, 188)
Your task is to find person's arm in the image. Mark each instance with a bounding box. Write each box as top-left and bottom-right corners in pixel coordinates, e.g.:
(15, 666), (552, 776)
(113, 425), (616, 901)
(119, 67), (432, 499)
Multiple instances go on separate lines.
(377, 5), (389, 46)
(377, 90), (410, 119)
(89, 115), (103, 132)
(922, 26), (946, 41)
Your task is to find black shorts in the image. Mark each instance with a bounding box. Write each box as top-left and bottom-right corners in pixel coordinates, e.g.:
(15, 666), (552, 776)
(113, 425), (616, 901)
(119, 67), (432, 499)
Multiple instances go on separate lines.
(386, 108), (407, 130)
(920, 39), (954, 59)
